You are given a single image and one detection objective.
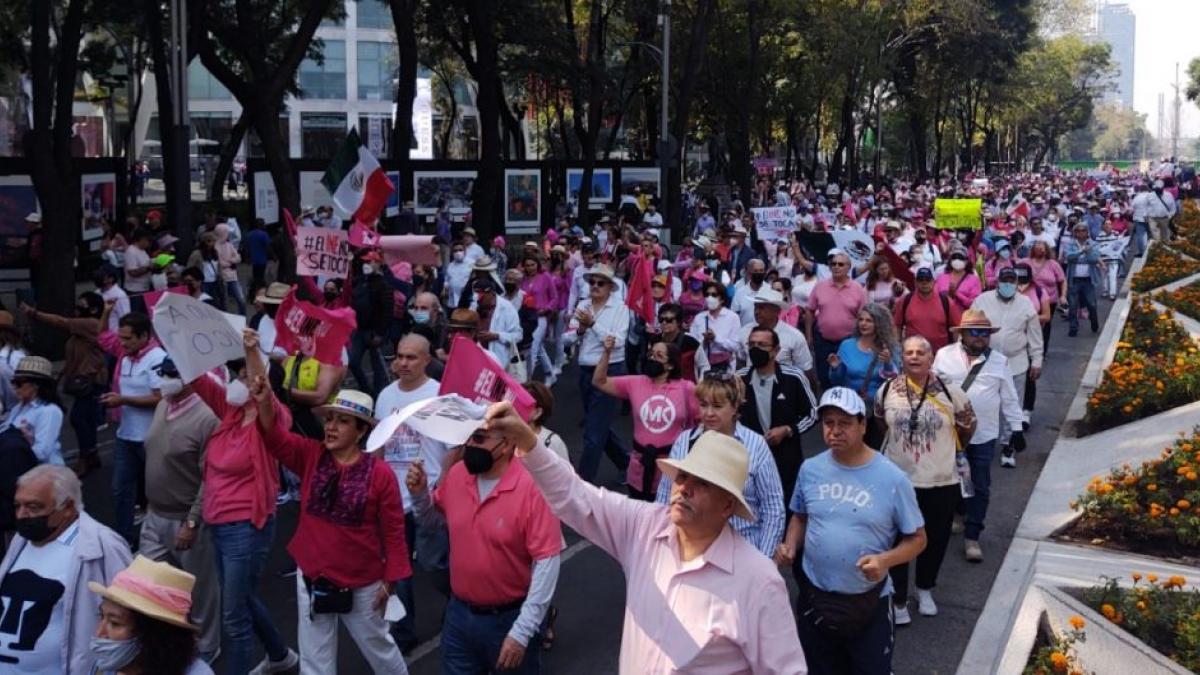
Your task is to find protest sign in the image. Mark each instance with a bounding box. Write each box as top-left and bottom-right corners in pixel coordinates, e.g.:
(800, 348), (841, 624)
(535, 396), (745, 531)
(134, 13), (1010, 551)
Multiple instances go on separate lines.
(349, 220), (381, 248)
(367, 394), (490, 453)
(273, 289), (357, 366)
(151, 293), (245, 383)
(295, 226), (352, 278)
(1097, 236), (1130, 259)
(438, 335), (535, 420)
(380, 235), (440, 267)
(143, 286), (188, 314)
(752, 206), (797, 243)
(933, 198), (982, 230)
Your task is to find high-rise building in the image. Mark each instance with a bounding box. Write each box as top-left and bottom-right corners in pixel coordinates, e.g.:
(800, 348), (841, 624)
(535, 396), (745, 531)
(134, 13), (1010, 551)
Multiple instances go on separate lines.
(1097, 2), (1136, 109)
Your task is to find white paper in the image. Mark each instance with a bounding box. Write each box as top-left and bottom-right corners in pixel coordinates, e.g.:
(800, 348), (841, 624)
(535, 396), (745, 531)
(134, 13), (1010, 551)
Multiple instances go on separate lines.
(367, 394), (489, 453)
(384, 595), (407, 622)
(152, 294), (247, 383)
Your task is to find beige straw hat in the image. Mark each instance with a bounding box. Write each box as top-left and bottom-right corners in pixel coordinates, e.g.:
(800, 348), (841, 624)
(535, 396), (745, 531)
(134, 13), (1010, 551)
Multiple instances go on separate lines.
(657, 431), (756, 521)
(88, 555), (198, 630)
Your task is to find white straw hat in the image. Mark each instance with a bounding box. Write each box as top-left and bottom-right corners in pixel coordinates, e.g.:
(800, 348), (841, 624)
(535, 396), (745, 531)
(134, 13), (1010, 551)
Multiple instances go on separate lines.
(657, 431), (755, 521)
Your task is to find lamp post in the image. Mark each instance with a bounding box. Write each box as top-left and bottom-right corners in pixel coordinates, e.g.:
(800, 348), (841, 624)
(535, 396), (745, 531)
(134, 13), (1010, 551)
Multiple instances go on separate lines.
(168, 0), (193, 253)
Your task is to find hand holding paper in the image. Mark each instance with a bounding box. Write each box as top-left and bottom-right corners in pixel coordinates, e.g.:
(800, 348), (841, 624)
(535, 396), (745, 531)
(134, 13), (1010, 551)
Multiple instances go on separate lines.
(380, 235), (440, 267)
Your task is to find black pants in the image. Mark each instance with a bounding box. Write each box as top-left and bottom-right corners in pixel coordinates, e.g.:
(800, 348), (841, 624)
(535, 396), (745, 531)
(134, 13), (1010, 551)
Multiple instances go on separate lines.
(796, 590), (894, 675)
(1024, 305), (1054, 412)
(890, 484), (959, 605)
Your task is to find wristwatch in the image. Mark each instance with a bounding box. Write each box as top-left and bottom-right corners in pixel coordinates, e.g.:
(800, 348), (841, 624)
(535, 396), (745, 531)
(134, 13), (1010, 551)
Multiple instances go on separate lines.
(185, 519), (198, 530)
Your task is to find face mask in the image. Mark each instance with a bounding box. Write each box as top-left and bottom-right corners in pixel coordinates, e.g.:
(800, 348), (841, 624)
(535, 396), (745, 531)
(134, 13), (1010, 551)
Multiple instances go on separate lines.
(225, 379), (250, 407)
(950, 259), (967, 271)
(90, 636), (142, 672)
(706, 259), (719, 270)
(748, 347), (772, 369)
(14, 513), (56, 542)
(750, 272), (766, 285)
(643, 360), (667, 379)
(412, 274), (426, 287)
(159, 377), (184, 397)
(362, 264), (375, 276)
(705, 295), (721, 311)
(998, 248), (1011, 260)
(410, 309), (431, 325)
(324, 290), (338, 302)
(462, 444), (495, 475)
(453, 251), (465, 262)
(997, 282), (1017, 299)
(504, 282), (518, 295)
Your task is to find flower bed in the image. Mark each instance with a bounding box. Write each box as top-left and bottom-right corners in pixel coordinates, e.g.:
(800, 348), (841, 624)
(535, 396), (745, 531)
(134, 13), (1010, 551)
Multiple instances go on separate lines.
(1081, 575), (1200, 672)
(1130, 246), (1200, 292)
(1067, 428), (1200, 558)
(1083, 296), (1200, 433)
(1024, 615), (1086, 675)
(1155, 280), (1200, 322)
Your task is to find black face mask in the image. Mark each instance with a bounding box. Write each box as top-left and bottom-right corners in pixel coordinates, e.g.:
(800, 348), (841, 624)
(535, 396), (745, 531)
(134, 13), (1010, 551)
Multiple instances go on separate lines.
(412, 274), (426, 287)
(750, 272), (766, 285)
(15, 513), (57, 543)
(643, 360), (667, 379)
(748, 347), (772, 369)
(324, 291), (338, 302)
(463, 444), (495, 475)
(504, 282), (518, 295)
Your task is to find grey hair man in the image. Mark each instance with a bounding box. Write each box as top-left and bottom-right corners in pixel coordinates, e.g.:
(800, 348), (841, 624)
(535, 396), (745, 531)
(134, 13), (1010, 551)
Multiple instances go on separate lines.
(0, 465), (132, 674)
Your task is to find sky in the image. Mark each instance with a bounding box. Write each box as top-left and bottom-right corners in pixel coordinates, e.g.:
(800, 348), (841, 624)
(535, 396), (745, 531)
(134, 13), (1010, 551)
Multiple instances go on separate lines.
(1115, 0), (1200, 141)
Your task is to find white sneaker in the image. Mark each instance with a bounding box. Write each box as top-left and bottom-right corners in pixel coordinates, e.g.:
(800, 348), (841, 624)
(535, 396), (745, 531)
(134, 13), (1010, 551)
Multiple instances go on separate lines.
(916, 589), (938, 616)
(1000, 451), (1016, 468)
(250, 648), (299, 675)
(893, 603), (912, 626)
(964, 539), (983, 562)
(1022, 410), (1031, 430)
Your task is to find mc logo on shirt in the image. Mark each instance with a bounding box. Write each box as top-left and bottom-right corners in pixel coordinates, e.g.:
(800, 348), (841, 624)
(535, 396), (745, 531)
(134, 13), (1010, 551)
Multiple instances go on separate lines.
(816, 482), (872, 509)
(639, 395), (678, 435)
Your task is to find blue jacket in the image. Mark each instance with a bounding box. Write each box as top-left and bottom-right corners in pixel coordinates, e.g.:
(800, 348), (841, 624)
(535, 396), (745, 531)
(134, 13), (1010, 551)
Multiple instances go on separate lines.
(1063, 237), (1104, 288)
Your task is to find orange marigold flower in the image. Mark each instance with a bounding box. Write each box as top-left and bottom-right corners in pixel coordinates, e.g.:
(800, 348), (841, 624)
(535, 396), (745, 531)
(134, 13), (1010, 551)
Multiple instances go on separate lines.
(1132, 572), (1143, 582)
(1050, 652), (1068, 672)
(1167, 575), (1187, 588)
(1179, 500), (1191, 509)
(1101, 603), (1116, 619)
(1148, 574), (1159, 583)
(1068, 615), (1085, 630)
(1148, 484), (1158, 491)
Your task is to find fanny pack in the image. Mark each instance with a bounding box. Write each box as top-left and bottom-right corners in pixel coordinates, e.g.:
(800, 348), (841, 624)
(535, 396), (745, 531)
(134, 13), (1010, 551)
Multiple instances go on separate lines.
(795, 565), (884, 638)
(305, 576), (353, 614)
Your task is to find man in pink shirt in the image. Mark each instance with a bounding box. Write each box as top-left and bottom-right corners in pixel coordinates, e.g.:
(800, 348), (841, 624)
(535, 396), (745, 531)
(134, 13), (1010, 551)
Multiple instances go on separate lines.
(805, 249), (867, 388)
(483, 401), (808, 674)
(521, 256), (559, 386)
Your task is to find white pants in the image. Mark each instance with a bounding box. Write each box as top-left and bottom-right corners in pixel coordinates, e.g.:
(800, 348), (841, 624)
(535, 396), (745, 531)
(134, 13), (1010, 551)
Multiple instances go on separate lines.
(295, 573), (408, 674)
(528, 315), (554, 378)
(1105, 260), (1120, 296)
(139, 511), (221, 656)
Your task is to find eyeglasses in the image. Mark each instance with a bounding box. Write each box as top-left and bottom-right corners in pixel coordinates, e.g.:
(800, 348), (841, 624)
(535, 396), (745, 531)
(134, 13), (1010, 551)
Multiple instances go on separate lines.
(964, 328), (992, 338)
(588, 279), (610, 287)
(658, 316), (678, 324)
(702, 369), (735, 382)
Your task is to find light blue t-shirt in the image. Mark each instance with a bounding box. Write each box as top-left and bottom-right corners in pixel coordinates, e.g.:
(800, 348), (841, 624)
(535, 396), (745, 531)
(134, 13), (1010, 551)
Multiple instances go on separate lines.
(790, 449), (923, 595)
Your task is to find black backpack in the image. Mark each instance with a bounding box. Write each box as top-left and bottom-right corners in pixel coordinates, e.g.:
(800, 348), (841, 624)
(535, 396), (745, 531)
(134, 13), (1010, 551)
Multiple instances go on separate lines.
(0, 428), (38, 532)
(899, 291), (953, 347)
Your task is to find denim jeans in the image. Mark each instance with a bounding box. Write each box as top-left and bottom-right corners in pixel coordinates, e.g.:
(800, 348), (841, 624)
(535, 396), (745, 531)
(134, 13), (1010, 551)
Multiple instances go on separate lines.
(349, 331), (389, 397)
(69, 386), (100, 455)
(225, 280), (247, 315)
(210, 518), (289, 675)
(112, 438), (145, 546)
(576, 363), (630, 484)
(1067, 278), (1098, 333)
(1133, 221), (1150, 256)
(962, 440), (996, 541)
(442, 597), (540, 674)
(812, 332), (842, 389)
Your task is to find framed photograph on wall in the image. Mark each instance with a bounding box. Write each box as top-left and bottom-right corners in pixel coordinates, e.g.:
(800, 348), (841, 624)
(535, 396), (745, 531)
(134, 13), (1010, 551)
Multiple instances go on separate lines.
(566, 168), (613, 206)
(619, 167), (661, 207)
(413, 170), (476, 215)
(504, 169), (541, 235)
(80, 173), (116, 242)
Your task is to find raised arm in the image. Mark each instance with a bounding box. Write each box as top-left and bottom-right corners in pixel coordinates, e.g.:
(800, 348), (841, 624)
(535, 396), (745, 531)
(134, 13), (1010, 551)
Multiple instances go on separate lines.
(591, 336), (623, 397)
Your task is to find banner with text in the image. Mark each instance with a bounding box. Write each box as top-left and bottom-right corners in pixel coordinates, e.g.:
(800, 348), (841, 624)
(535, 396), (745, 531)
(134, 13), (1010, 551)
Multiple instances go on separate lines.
(752, 206), (797, 243)
(933, 198), (983, 230)
(152, 294), (245, 383)
(273, 289), (357, 365)
(295, 226), (352, 278)
(438, 335), (535, 420)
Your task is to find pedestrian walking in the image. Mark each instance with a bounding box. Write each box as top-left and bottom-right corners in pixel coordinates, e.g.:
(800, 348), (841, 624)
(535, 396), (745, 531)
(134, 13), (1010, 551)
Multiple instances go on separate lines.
(806, 249), (867, 387)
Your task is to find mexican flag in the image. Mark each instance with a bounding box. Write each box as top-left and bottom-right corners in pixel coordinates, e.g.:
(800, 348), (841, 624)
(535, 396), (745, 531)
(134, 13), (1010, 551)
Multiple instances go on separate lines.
(1005, 193), (1030, 220)
(321, 128), (394, 225)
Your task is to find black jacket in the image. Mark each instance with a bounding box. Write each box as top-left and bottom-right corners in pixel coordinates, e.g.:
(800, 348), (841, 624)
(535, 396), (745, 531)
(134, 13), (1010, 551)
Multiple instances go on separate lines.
(738, 363), (818, 493)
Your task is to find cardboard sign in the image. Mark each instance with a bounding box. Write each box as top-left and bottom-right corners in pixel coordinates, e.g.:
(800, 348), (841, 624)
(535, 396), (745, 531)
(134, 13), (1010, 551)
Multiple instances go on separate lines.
(380, 235), (440, 267)
(151, 293), (246, 383)
(143, 286), (189, 314)
(273, 289), (357, 366)
(933, 198), (983, 230)
(1097, 236), (1130, 259)
(438, 335), (535, 420)
(295, 226), (352, 278)
(752, 206), (797, 243)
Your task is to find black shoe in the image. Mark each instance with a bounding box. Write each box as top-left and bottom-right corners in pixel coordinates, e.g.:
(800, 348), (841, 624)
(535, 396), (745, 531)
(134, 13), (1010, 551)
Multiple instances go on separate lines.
(1068, 329), (1078, 337)
(1092, 324), (1099, 334)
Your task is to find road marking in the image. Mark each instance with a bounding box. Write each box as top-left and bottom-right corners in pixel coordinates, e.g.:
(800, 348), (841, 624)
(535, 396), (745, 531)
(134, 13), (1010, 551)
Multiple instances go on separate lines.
(407, 538), (594, 664)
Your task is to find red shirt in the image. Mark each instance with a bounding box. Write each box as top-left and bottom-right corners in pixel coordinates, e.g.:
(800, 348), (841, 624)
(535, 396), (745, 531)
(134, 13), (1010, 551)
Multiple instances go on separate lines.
(264, 417), (411, 588)
(893, 291), (963, 354)
(433, 459), (561, 606)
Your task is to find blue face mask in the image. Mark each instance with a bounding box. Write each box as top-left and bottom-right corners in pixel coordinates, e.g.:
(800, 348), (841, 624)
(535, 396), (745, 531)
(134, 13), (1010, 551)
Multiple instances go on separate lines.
(410, 309), (431, 325)
(997, 282), (1017, 299)
(91, 636), (141, 672)
(998, 248), (1011, 260)
(706, 260), (719, 270)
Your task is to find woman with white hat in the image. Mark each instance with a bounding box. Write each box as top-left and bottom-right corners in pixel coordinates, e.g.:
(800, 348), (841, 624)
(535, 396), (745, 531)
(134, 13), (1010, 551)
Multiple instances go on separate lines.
(0, 356), (65, 466)
(88, 555), (213, 674)
(247, 331), (410, 674)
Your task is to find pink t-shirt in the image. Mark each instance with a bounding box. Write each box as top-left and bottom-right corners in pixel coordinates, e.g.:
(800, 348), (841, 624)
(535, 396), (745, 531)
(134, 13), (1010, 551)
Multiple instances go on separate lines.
(1028, 259), (1065, 305)
(806, 278), (868, 341)
(608, 376), (699, 448)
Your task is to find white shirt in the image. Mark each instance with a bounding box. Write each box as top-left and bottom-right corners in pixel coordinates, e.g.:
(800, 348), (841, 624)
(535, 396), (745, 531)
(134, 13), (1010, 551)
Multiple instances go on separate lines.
(565, 294), (630, 366)
(1, 399), (64, 465)
(100, 285), (131, 332)
(464, 243), (486, 265)
(969, 292), (1044, 375)
(374, 378), (448, 512)
(642, 212), (663, 227)
(116, 346), (167, 442)
(933, 342), (1023, 444)
(729, 281), (768, 326)
(444, 260), (473, 305)
(482, 296), (523, 365)
(737, 320), (813, 372)
(687, 307), (742, 365)
(0, 519), (80, 672)
(123, 245), (152, 293)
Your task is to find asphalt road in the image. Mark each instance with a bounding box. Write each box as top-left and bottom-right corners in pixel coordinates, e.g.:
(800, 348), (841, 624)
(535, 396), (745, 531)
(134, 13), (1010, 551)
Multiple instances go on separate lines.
(71, 300), (1111, 674)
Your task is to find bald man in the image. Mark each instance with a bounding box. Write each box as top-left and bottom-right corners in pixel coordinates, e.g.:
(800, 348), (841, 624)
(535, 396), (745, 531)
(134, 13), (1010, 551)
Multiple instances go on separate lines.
(373, 333), (450, 651)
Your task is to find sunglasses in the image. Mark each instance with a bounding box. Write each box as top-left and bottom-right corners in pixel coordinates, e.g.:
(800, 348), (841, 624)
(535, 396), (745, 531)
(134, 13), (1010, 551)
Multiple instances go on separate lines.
(964, 328), (992, 338)
(702, 369), (735, 382)
(588, 279), (610, 287)
(658, 316), (678, 324)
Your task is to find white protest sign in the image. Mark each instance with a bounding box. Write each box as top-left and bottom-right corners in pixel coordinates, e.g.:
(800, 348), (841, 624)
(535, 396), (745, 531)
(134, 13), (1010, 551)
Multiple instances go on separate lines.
(295, 226), (352, 279)
(1097, 236), (1129, 260)
(151, 294), (245, 383)
(752, 206), (797, 243)
(367, 394), (489, 453)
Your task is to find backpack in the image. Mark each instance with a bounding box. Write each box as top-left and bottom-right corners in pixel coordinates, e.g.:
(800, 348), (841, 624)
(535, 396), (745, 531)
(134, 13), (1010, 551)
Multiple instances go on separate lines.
(900, 291), (952, 347)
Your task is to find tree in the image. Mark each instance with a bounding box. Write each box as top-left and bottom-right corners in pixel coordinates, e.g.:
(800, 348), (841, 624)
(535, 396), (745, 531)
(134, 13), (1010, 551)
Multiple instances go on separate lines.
(1090, 103), (1150, 161)
(1186, 56), (1200, 105)
(389, 0), (419, 200)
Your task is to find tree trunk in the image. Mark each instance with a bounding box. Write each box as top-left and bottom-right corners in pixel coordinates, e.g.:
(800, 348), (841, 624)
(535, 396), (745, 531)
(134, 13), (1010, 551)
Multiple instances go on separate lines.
(389, 0), (418, 200)
(253, 105), (297, 282)
(207, 111), (251, 202)
(667, 0), (718, 236)
(146, 4), (187, 240)
(468, 0), (503, 240)
(497, 92), (526, 160)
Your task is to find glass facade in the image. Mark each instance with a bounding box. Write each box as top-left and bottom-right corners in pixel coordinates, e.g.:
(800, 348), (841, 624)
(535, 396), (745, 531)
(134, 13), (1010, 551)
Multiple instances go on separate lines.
(301, 113), (347, 158)
(356, 0), (390, 28)
(357, 115), (394, 157)
(187, 61), (231, 100)
(357, 41), (398, 101)
(298, 40), (347, 99)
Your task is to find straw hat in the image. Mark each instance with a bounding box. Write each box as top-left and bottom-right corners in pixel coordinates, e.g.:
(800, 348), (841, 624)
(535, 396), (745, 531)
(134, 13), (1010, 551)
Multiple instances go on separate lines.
(657, 431), (756, 521)
(951, 308), (1001, 333)
(89, 555), (198, 630)
(751, 287), (786, 309)
(583, 264), (616, 284)
(314, 390), (377, 426)
(472, 256), (497, 272)
(259, 282), (291, 305)
(14, 356), (54, 382)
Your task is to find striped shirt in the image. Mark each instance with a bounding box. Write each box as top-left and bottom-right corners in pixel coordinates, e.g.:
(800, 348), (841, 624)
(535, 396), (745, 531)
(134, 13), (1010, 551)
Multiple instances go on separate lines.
(656, 423), (786, 557)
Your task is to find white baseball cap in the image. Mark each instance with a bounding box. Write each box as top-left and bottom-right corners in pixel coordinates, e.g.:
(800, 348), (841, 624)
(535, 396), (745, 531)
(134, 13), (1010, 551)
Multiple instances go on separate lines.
(817, 387), (866, 417)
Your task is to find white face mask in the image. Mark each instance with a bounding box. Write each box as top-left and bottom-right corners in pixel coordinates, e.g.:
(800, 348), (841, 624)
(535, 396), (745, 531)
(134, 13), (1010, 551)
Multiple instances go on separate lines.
(225, 379), (250, 407)
(159, 377), (184, 397)
(950, 259), (967, 271)
(705, 295), (721, 311)
(362, 263), (375, 276)
(453, 251), (465, 262)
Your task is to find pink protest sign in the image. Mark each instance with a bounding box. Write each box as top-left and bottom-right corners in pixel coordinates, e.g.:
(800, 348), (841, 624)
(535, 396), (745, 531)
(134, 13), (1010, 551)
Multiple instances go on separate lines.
(273, 289), (357, 365)
(380, 235), (440, 267)
(295, 226), (352, 279)
(437, 335), (534, 420)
